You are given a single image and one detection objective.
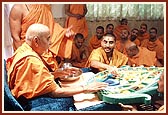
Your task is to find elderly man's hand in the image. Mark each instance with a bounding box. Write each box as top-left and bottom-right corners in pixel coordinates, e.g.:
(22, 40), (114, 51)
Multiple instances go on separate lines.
(83, 82), (108, 93)
(51, 67), (82, 79)
(51, 68), (70, 79)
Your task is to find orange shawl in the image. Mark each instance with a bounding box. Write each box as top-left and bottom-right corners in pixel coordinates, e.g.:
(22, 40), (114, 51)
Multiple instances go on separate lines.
(127, 47), (157, 67)
(128, 36), (141, 46)
(85, 47), (128, 71)
(6, 43), (58, 99)
(20, 4), (73, 71)
(140, 39), (164, 60)
(65, 4), (88, 39)
(158, 34), (164, 44)
(113, 25), (130, 41)
(115, 40), (130, 55)
(88, 35), (102, 54)
(133, 39), (141, 46)
(137, 32), (150, 45)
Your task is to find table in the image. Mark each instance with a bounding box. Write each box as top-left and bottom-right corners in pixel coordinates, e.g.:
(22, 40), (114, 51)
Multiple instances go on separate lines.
(60, 66), (164, 111)
(60, 72), (103, 110)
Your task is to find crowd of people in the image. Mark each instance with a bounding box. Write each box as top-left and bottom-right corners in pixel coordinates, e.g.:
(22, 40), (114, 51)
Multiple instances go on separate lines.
(4, 4), (165, 111)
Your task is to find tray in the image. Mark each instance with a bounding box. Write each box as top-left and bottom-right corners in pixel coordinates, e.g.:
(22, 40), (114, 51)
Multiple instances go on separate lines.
(97, 67), (164, 104)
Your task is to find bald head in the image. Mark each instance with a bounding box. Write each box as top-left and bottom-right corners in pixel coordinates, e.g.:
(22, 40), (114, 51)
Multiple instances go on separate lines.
(26, 23), (50, 41)
(25, 23), (51, 55)
(125, 41), (136, 50)
(125, 41), (139, 57)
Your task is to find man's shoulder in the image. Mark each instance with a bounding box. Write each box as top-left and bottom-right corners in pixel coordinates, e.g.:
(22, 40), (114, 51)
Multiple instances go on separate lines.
(15, 44), (42, 64)
(11, 4), (25, 11)
(25, 56), (43, 65)
(93, 47), (102, 51)
(156, 39), (164, 46)
(90, 47), (102, 55)
(89, 35), (97, 41)
(141, 47), (156, 54)
(10, 4), (26, 17)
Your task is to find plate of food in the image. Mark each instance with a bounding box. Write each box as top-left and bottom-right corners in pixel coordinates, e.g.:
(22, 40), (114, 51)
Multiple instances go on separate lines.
(59, 67), (83, 82)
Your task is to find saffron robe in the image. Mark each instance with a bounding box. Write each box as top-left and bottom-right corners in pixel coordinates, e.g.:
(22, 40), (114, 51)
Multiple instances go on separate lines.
(85, 47), (128, 71)
(127, 47), (157, 67)
(65, 4), (88, 39)
(115, 40), (129, 55)
(113, 25), (130, 41)
(137, 32), (150, 45)
(158, 34), (164, 44)
(140, 39), (164, 62)
(6, 43), (58, 99)
(88, 35), (102, 54)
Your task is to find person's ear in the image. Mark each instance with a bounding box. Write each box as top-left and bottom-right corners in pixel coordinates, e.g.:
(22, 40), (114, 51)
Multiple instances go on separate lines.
(32, 36), (40, 47)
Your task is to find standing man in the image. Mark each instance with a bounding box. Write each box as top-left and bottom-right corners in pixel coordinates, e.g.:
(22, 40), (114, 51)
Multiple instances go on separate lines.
(9, 4), (75, 72)
(65, 4), (88, 39)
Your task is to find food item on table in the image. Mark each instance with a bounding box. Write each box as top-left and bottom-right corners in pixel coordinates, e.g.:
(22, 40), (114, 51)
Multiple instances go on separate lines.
(59, 67), (82, 82)
(97, 67), (164, 104)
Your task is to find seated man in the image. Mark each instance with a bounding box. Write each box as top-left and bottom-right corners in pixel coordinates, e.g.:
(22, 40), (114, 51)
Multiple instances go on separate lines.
(115, 29), (130, 55)
(105, 23), (114, 34)
(85, 33), (128, 73)
(6, 24), (108, 110)
(129, 28), (140, 46)
(67, 33), (89, 68)
(88, 26), (104, 54)
(125, 42), (162, 67)
(113, 18), (130, 41)
(140, 27), (164, 66)
(137, 23), (150, 45)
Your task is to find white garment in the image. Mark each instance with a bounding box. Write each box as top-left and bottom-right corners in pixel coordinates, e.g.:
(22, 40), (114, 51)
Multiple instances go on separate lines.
(3, 4), (14, 60)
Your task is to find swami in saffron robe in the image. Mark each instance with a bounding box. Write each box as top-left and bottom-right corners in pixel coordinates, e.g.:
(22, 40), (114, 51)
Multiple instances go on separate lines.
(85, 47), (128, 71)
(127, 47), (157, 67)
(140, 39), (164, 64)
(113, 25), (130, 41)
(69, 43), (89, 68)
(6, 43), (58, 99)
